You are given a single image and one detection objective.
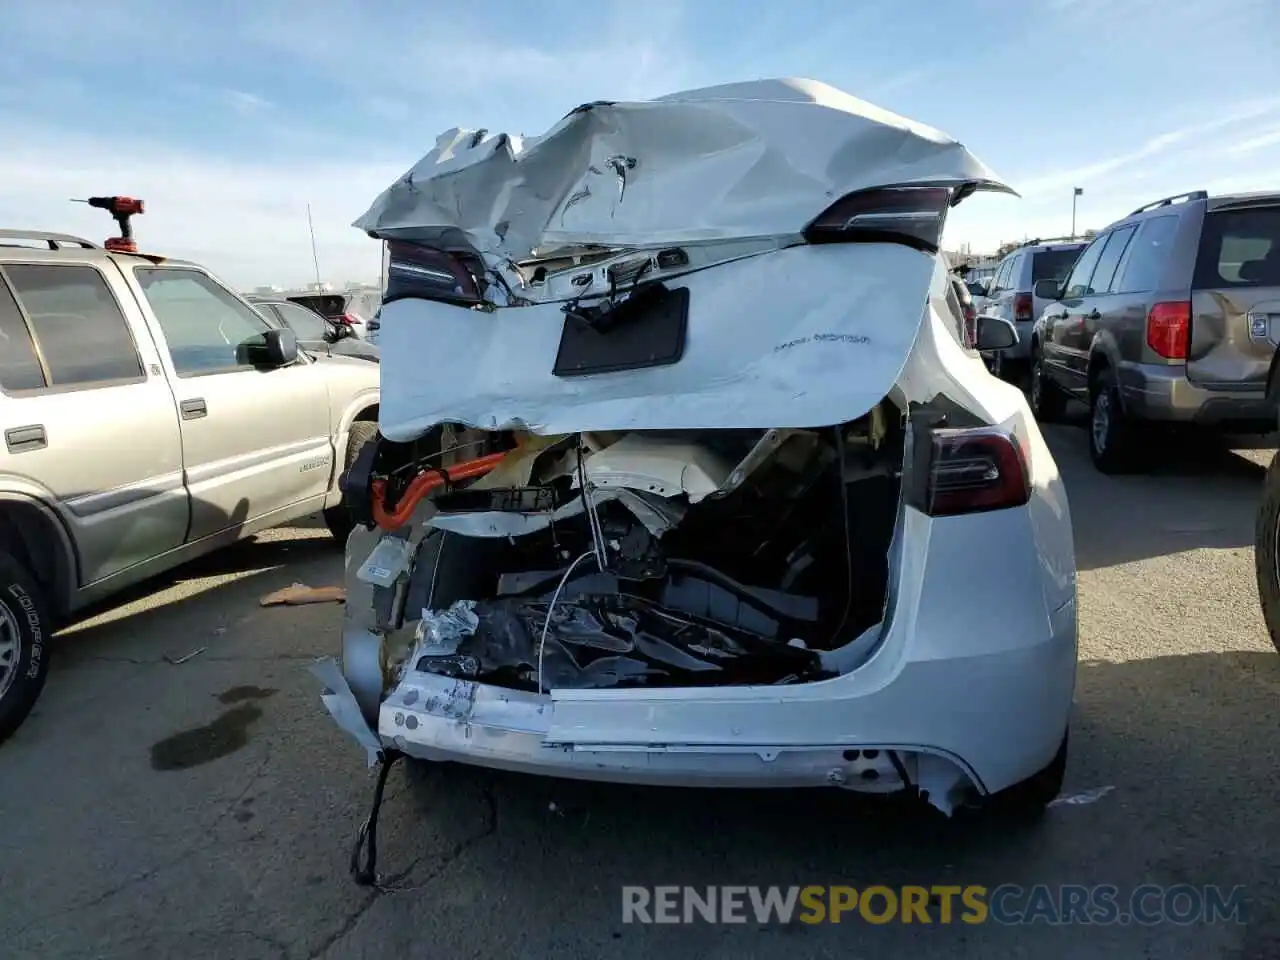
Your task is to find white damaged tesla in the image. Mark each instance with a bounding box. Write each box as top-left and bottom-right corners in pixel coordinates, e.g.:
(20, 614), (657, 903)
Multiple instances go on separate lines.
(316, 78), (1077, 823)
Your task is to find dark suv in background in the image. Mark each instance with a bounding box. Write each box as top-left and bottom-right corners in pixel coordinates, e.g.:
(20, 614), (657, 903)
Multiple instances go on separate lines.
(1028, 190), (1280, 472)
(286, 292), (380, 341)
(971, 239), (1086, 381)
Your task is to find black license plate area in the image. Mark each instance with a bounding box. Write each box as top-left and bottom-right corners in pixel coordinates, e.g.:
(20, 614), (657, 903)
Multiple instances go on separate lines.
(553, 284), (689, 378)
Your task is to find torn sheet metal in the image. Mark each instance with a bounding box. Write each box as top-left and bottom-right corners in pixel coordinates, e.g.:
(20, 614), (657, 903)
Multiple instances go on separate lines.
(578, 433), (734, 503)
(311, 658), (385, 766)
(376, 243), (931, 439)
(354, 78), (1010, 260)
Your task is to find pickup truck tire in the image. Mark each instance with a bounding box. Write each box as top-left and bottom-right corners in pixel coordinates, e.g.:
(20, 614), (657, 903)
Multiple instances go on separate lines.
(1254, 450), (1280, 655)
(1088, 367), (1142, 474)
(0, 550), (52, 744)
(325, 421), (379, 545)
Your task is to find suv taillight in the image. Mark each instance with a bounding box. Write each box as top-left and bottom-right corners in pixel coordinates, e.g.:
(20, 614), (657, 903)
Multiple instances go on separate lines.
(386, 241), (483, 305)
(923, 426), (1031, 517)
(1146, 301), (1190, 360)
(1014, 292), (1033, 323)
(337, 312), (362, 326)
(804, 186), (952, 252)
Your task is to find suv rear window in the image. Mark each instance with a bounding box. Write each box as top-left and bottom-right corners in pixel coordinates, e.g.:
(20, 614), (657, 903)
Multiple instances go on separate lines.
(1193, 207), (1280, 288)
(288, 294), (346, 318)
(1032, 249), (1083, 284)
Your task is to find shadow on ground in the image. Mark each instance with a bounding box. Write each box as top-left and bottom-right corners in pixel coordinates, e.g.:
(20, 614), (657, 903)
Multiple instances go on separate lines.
(52, 516), (341, 663)
(1044, 421), (1268, 572)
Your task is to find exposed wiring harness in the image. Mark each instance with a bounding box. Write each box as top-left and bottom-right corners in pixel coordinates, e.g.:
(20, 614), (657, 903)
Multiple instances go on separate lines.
(536, 550), (599, 694)
(370, 451), (508, 530)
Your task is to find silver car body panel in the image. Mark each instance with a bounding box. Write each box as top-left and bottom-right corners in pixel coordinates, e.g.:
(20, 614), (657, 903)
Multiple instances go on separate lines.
(320, 80), (1073, 815)
(354, 77), (1012, 265)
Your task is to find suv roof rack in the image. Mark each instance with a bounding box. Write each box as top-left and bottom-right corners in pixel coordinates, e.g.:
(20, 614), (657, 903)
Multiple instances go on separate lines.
(1023, 235), (1087, 247)
(0, 229), (99, 250)
(1128, 190), (1208, 217)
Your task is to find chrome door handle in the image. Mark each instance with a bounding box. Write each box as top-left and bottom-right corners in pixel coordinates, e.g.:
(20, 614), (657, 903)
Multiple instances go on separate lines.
(5, 424), (46, 453)
(180, 398), (208, 420)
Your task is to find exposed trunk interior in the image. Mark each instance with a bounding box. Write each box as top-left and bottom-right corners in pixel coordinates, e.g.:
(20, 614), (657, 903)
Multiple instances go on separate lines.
(368, 402), (906, 693)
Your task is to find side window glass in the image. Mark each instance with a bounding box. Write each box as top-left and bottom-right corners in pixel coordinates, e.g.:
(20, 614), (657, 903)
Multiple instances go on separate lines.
(1088, 225), (1138, 295)
(275, 303), (329, 341)
(0, 276), (46, 392)
(4, 264), (143, 388)
(1062, 238), (1107, 299)
(1116, 215), (1178, 293)
(135, 269), (272, 377)
(1009, 255), (1025, 291)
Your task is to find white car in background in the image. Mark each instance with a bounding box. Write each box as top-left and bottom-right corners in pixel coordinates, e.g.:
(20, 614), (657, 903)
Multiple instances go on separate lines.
(316, 79), (1078, 823)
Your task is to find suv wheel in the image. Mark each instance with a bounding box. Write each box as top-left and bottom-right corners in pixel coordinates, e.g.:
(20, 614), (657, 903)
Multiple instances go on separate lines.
(1254, 451), (1280, 655)
(0, 551), (52, 743)
(324, 421), (379, 545)
(1088, 367), (1142, 473)
(1028, 348), (1066, 421)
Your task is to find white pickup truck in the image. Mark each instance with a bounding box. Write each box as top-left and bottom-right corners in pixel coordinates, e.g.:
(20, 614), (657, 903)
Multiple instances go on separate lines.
(0, 229), (381, 741)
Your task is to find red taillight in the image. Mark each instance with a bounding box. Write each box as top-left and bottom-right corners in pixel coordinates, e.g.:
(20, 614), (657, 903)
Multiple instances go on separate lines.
(337, 313), (362, 325)
(925, 427), (1030, 517)
(804, 187), (952, 252)
(1014, 292), (1033, 323)
(963, 305), (977, 348)
(1146, 301), (1190, 360)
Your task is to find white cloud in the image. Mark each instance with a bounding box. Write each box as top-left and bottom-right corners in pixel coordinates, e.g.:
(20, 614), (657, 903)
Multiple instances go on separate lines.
(0, 117), (406, 289)
(223, 90), (272, 114)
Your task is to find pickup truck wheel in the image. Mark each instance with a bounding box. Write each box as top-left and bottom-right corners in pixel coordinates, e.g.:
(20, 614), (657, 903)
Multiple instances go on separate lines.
(1254, 451), (1280, 655)
(325, 421), (379, 545)
(1028, 349), (1067, 421)
(1088, 367), (1142, 474)
(0, 551), (52, 744)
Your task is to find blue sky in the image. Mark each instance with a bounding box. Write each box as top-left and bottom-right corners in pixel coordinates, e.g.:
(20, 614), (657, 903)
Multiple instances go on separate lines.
(2, 0), (1277, 288)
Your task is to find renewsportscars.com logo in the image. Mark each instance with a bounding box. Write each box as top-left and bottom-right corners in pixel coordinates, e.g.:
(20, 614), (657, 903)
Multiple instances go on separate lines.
(621, 884), (1247, 926)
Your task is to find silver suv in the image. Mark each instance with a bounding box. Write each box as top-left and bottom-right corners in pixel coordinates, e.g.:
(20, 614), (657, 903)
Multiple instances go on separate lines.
(972, 239), (1087, 380)
(0, 230), (381, 741)
(1028, 190), (1280, 472)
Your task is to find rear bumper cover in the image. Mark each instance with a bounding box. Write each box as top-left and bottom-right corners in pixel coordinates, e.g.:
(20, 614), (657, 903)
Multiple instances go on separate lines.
(1119, 362), (1275, 427)
(315, 596), (1076, 815)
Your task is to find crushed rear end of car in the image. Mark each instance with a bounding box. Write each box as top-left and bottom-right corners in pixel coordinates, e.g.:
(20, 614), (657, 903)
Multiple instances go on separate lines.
(315, 79), (1076, 821)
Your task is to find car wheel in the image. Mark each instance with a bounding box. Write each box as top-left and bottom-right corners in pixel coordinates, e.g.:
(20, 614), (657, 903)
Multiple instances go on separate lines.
(987, 730), (1068, 818)
(0, 550), (52, 744)
(1088, 367), (1141, 474)
(1028, 348), (1067, 421)
(1254, 451), (1280, 655)
(325, 421), (380, 545)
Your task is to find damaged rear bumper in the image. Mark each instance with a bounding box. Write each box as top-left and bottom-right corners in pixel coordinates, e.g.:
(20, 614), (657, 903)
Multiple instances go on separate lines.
(315, 596), (1076, 817)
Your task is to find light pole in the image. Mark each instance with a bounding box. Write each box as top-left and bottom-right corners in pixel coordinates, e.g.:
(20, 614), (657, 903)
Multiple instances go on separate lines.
(1072, 187), (1083, 237)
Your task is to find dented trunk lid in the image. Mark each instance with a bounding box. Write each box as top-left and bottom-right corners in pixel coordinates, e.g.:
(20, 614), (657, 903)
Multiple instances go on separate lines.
(354, 78), (1011, 440)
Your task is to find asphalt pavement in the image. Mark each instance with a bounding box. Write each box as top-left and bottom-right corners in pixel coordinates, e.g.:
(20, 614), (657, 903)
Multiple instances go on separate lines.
(2, 423), (1278, 960)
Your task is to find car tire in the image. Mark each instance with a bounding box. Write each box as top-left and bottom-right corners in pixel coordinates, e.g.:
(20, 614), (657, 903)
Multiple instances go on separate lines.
(0, 550), (52, 744)
(324, 421), (380, 545)
(1254, 450), (1280, 655)
(1088, 367), (1141, 474)
(1028, 347), (1067, 422)
(987, 730), (1068, 818)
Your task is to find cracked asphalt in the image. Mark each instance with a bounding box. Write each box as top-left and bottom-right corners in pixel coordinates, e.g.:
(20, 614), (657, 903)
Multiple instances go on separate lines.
(3, 423), (1279, 960)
